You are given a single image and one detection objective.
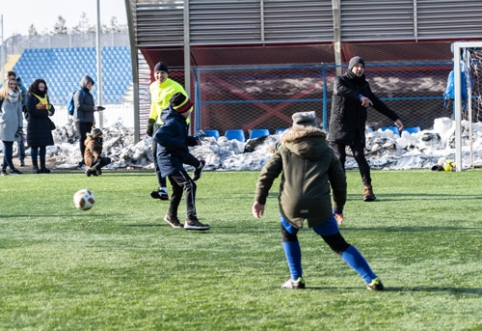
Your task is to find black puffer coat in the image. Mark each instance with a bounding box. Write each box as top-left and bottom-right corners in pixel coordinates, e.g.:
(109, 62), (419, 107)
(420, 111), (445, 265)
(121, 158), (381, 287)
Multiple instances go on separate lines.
(26, 93), (55, 147)
(327, 72), (399, 146)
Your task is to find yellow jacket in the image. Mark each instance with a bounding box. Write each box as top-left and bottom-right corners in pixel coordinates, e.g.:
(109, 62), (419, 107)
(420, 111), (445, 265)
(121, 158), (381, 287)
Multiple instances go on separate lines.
(149, 78), (191, 125)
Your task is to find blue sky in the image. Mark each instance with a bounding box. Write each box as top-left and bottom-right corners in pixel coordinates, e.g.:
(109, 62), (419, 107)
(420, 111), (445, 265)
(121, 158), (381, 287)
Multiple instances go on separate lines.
(0, 0), (127, 39)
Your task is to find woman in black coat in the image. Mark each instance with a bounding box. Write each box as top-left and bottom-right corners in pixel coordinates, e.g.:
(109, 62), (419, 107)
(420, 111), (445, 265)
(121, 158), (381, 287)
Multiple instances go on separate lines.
(26, 78), (55, 173)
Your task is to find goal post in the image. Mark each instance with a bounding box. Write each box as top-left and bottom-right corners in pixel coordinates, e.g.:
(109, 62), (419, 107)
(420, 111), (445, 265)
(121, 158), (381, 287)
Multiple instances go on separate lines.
(453, 41), (482, 172)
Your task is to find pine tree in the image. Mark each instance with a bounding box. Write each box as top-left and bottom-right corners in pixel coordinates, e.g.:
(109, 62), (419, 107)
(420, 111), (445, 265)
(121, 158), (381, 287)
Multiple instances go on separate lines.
(53, 16), (68, 35)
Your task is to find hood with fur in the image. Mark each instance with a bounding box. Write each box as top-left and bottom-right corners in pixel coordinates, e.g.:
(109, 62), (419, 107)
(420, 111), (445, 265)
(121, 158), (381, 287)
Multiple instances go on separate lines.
(281, 127), (328, 161)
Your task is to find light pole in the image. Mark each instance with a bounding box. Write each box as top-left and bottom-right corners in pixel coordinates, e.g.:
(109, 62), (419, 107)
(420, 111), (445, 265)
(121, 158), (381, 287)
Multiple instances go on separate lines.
(96, 0), (103, 128)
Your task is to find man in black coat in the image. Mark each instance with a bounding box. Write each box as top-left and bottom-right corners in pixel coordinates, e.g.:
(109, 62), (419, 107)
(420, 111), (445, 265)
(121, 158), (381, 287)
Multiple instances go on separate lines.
(328, 56), (404, 201)
(153, 93), (210, 231)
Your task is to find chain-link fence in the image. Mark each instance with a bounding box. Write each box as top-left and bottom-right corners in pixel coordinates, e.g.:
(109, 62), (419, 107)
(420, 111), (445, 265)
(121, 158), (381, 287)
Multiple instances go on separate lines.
(192, 62), (454, 137)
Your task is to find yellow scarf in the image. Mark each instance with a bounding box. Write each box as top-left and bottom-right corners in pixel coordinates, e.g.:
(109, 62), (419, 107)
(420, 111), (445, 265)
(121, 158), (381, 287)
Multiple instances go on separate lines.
(32, 93), (52, 110)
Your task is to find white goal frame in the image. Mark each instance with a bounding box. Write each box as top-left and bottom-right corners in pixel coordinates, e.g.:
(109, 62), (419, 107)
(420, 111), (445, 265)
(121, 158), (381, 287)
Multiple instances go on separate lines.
(453, 41), (482, 172)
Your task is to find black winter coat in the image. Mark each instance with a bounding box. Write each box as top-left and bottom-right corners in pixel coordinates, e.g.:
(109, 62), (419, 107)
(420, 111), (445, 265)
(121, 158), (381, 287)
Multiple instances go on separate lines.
(327, 72), (399, 146)
(153, 106), (198, 178)
(26, 93), (55, 148)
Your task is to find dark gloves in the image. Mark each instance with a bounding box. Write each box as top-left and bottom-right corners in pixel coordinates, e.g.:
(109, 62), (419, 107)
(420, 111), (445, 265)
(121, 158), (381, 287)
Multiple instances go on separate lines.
(147, 119), (155, 137)
(97, 106), (105, 111)
(15, 127), (23, 138)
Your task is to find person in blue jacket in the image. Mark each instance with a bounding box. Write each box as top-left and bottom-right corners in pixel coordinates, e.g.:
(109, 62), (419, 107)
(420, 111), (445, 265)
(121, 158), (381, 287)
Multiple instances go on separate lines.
(153, 93), (210, 231)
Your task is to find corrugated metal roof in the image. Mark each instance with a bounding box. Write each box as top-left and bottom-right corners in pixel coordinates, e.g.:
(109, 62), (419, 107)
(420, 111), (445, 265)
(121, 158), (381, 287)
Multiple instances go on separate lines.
(130, 0), (482, 47)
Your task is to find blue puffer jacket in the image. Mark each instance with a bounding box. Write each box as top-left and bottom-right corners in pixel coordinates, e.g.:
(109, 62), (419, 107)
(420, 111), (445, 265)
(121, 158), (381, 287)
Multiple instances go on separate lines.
(153, 106), (198, 177)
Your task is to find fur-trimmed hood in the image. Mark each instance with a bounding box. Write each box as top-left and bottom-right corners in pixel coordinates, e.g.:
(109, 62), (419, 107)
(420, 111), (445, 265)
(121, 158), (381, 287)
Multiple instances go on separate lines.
(281, 126), (329, 161)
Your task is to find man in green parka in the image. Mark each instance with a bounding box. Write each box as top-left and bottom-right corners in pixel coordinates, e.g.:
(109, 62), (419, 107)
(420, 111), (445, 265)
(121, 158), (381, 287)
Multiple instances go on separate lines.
(252, 111), (384, 290)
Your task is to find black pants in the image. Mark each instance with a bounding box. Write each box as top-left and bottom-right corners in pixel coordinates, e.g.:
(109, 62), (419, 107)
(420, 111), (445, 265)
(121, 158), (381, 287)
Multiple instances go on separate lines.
(167, 168), (198, 221)
(93, 156), (111, 169)
(329, 140), (372, 186)
(75, 121), (93, 162)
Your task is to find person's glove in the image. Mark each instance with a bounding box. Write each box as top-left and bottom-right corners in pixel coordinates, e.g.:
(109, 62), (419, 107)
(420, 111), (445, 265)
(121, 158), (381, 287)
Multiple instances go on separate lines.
(97, 106), (105, 111)
(147, 119), (155, 137)
(15, 127), (23, 138)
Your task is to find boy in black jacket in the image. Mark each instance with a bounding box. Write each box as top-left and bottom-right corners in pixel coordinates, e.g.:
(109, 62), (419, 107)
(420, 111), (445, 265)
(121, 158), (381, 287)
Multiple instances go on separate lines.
(153, 93), (210, 230)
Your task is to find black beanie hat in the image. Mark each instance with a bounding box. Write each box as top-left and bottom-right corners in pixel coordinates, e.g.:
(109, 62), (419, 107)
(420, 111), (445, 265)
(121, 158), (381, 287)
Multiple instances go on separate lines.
(170, 93), (193, 113)
(348, 56), (365, 70)
(89, 128), (103, 138)
(154, 62), (169, 73)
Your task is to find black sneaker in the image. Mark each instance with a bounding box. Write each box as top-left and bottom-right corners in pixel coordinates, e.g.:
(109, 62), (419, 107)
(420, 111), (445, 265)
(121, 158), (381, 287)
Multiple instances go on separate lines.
(1, 169), (7, 176)
(150, 189), (169, 200)
(366, 278), (384, 291)
(163, 215), (182, 228)
(281, 277), (306, 289)
(86, 168), (97, 177)
(10, 169), (23, 175)
(184, 219), (210, 231)
(192, 160), (206, 181)
(20, 162), (25, 167)
(40, 168), (51, 174)
(77, 161), (86, 170)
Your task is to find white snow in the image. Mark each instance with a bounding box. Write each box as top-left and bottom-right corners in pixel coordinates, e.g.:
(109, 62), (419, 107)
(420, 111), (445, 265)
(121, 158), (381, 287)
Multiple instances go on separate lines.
(4, 117), (482, 171)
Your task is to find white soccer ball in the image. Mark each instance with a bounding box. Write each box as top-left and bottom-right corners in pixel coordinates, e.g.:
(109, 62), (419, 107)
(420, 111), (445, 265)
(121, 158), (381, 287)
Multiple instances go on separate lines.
(73, 189), (96, 210)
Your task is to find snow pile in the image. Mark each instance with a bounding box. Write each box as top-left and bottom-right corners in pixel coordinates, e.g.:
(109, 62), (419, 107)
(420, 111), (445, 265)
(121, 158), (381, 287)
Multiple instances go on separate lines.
(19, 117), (482, 170)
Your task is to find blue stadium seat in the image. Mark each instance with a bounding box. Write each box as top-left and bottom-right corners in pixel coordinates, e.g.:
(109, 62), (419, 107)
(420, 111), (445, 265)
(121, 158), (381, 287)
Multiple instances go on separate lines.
(404, 126), (421, 134)
(275, 128), (287, 134)
(381, 126), (400, 136)
(249, 129), (270, 139)
(203, 130), (220, 140)
(225, 129), (246, 142)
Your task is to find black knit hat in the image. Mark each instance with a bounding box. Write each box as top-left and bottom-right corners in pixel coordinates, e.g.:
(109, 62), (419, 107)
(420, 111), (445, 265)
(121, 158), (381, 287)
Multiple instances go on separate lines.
(89, 128), (103, 138)
(170, 93), (193, 113)
(154, 62), (169, 73)
(348, 56), (365, 70)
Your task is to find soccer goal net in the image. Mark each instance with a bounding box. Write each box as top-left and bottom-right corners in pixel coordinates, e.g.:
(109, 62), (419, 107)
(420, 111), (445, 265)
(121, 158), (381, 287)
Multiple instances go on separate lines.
(453, 41), (482, 171)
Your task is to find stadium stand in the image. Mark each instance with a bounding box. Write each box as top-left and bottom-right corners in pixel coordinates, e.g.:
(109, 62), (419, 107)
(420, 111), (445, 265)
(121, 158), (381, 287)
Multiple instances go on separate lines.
(10, 46), (132, 105)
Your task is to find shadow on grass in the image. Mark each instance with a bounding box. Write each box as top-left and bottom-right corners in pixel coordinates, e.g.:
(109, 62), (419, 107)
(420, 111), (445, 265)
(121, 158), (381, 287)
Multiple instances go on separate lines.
(347, 193), (482, 201)
(0, 213), (123, 218)
(343, 226), (481, 232)
(303, 286), (482, 294)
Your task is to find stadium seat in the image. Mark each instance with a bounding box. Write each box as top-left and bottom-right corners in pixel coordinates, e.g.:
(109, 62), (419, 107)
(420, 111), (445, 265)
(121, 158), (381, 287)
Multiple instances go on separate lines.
(381, 126), (400, 136)
(203, 130), (220, 140)
(225, 129), (246, 142)
(405, 126), (421, 134)
(249, 129), (270, 139)
(275, 128), (287, 134)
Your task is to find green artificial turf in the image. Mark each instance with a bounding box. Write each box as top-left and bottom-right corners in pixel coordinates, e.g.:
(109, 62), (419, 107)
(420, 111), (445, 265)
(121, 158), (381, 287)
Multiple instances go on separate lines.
(1, 169), (481, 330)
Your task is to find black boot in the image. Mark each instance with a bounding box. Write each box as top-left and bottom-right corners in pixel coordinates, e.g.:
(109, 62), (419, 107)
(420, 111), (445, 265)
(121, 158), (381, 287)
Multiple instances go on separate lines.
(40, 159), (51, 173)
(32, 158), (41, 174)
